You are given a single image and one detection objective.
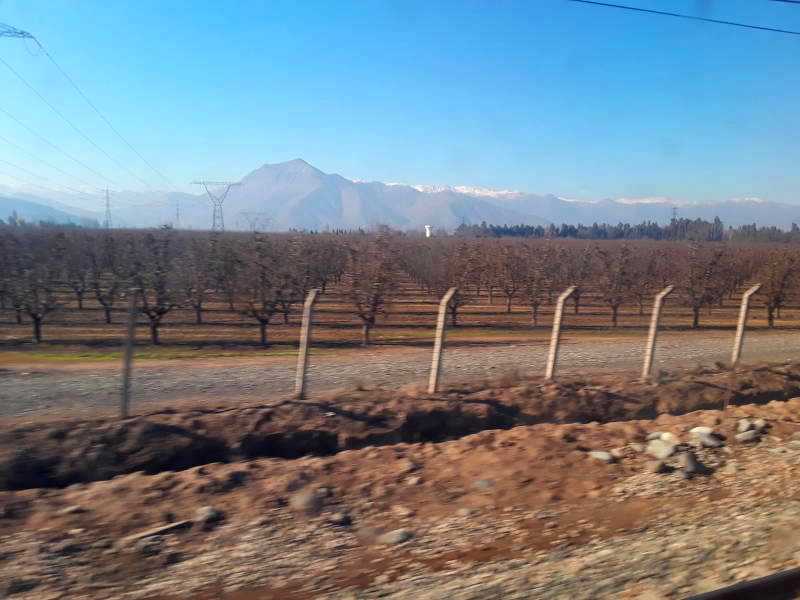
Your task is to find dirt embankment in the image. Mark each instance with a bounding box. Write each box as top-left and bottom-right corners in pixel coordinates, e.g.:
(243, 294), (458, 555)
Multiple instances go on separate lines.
(2, 362), (800, 491)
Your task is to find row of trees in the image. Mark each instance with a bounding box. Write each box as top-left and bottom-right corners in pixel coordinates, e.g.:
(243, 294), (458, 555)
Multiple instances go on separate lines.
(1, 227), (799, 345)
(397, 238), (797, 329)
(0, 228), (350, 344)
(454, 217), (800, 244)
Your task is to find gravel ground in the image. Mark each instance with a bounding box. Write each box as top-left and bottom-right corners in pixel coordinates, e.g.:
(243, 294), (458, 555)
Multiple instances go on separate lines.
(3, 330), (800, 418)
(3, 402), (800, 600)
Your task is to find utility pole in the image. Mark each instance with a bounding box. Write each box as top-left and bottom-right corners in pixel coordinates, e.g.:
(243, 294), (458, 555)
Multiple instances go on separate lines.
(104, 186), (112, 229)
(239, 211), (269, 232)
(192, 181), (240, 232)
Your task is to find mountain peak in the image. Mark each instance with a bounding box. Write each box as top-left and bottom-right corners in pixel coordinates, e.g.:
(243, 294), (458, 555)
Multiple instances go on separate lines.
(280, 158), (322, 172)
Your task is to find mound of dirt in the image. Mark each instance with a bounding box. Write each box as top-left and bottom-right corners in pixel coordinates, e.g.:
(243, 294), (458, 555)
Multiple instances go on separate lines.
(2, 362), (800, 491)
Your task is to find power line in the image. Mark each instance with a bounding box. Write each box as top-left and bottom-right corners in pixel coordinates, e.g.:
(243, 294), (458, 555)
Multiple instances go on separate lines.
(2, 22), (172, 188)
(36, 43), (174, 187)
(0, 104), (121, 187)
(0, 130), (97, 188)
(0, 54), (157, 190)
(565, 0), (800, 36)
(0, 156), (98, 198)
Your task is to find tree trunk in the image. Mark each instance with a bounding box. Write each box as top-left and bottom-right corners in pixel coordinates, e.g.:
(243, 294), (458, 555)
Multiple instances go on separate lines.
(15, 308), (23, 324)
(0, 294), (5, 310)
(150, 321), (160, 345)
(531, 304), (539, 326)
(573, 294), (580, 314)
(104, 306), (113, 324)
(361, 322), (371, 347)
(768, 305), (775, 328)
(639, 298), (645, 316)
(611, 305), (619, 328)
(32, 316), (42, 343)
(76, 292), (84, 310)
(449, 305), (458, 327)
(506, 296), (513, 313)
(283, 311), (290, 325)
(488, 287), (494, 305)
(195, 305), (203, 325)
(692, 307), (700, 329)
(259, 321), (268, 346)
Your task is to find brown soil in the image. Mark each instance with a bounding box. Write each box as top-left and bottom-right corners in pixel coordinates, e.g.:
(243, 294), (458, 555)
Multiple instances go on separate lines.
(3, 363), (800, 600)
(3, 362), (799, 491)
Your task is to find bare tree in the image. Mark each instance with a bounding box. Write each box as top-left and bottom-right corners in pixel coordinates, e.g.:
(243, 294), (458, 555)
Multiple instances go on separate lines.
(495, 244), (525, 313)
(6, 232), (62, 342)
(520, 243), (554, 326)
(595, 244), (634, 327)
(681, 243), (726, 328)
(758, 250), (798, 328)
(235, 234), (297, 347)
(62, 233), (91, 310)
(130, 229), (185, 344)
(564, 245), (594, 314)
(345, 233), (397, 346)
(179, 233), (217, 325)
(88, 232), (128, 324)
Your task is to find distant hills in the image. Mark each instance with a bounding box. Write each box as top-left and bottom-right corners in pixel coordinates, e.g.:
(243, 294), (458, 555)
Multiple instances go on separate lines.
(0, 193), (97, 226)
(2, 159), (799, 231)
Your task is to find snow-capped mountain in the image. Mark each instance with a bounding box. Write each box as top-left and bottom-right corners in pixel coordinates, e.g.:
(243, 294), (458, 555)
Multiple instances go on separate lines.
(2, 160), (798, 231)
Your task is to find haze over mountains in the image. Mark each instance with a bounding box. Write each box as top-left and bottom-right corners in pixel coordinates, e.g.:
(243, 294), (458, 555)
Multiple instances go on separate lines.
(2, 159), (798, 231)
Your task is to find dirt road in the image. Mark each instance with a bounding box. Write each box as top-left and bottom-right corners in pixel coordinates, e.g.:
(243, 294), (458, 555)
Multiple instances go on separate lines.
(2, 329), (800, 418)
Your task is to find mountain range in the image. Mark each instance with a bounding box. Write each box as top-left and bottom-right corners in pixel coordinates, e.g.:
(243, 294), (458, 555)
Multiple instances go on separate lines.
(2, 159), (798, 231)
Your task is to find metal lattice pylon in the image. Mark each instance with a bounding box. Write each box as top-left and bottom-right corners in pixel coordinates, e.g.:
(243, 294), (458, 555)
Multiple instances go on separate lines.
(192, 181), (240, 232)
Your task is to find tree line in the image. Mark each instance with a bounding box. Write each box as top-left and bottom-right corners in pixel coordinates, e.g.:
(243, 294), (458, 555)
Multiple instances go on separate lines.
(455, 217), (800, 244)
(1, 227), (799, 345)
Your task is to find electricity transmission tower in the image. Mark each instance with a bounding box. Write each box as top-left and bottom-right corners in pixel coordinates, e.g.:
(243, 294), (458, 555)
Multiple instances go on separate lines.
(192, 181), (240, 232)
(0, 23), (35, 40)
(103, 186), (112, 228)
(238, 211), (270, 232)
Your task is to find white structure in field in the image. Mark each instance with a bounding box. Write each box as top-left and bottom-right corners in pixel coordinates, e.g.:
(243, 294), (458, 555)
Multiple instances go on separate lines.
(424, 225), (432, 238)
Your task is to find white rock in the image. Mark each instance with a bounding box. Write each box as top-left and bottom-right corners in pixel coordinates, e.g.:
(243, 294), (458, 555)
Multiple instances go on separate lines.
(689, 426), (713, 435)
(735, 430), (760, 443)
(660, 432), (680, 445)
(647, 439), (675, 460)
(376, 529), (413, 545)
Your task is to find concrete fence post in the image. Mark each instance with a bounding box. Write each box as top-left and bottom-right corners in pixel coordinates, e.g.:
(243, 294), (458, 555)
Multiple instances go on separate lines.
(429, 287), (458, 393)
(121, 288), (139, 418)
(641, 285), (675, 381)
(294, 288), (320, 399)
(731, 284), (761, 367)
(545, 285), (576, 380)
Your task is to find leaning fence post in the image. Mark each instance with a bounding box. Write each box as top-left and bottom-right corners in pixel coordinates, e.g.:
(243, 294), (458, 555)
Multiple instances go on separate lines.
(294, 288), (320, 399)
(428, 287), (458, 393)
(641, 285), (675, 381)
(731, 284), (761, 367)
(545, 285), (576, 380)
(121, 288), (139, 418)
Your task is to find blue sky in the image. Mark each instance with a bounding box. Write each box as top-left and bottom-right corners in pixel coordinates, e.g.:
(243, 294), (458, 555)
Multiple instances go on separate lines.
(1, 0), (799, 207)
